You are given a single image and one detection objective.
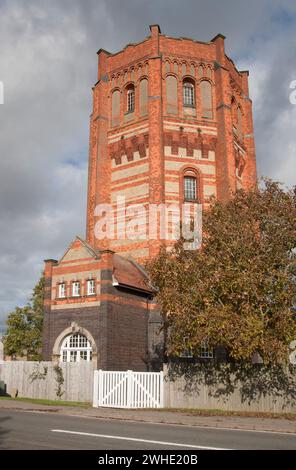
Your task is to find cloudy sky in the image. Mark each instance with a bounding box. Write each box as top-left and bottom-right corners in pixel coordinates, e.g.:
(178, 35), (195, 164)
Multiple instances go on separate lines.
(0, 0), (296, 331)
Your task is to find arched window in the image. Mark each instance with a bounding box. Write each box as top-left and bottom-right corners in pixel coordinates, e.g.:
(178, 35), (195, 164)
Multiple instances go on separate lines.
(166, 75), (178, 114)
(60, 333), (92, 362)
(182, 168), (201, 202)
(237, 105), (243, 138)
(111, 89), (120, 127)
(231, 97), (237, 127)
(126, 85), (135, 113)
(139, 78), (148, 116)
(183, 80), (195, 107)
(200, 80), (213, 119)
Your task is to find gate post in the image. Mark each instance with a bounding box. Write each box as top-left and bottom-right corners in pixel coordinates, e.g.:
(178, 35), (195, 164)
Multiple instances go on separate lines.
(127, 370), (133, 408)
(159, 370), (164, 408)
(92, 369), (99, 407)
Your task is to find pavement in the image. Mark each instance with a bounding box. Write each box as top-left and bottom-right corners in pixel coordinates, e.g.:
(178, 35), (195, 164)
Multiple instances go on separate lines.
(0, 398), (296, 434)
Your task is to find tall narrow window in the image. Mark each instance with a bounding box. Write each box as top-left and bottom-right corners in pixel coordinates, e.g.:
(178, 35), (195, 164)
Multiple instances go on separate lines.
(183, 80), (195, 107)
(184, 176), (197, 200)
(139, 78), (148, 116)
(111, 89), (120, 127)
(237, 106), (243, 138)
(231, 97), (237, 127)
(58, 283), (66, 298)
(127, 86), (135, 113)
(200, 80), (213, 119)
(72, 281), (80, 297)
(166, 75), (178, 115)
(87, 279), (95, 296)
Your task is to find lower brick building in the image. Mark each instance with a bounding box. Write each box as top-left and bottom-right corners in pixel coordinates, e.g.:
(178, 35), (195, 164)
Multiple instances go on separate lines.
(42, 237), (163, 370)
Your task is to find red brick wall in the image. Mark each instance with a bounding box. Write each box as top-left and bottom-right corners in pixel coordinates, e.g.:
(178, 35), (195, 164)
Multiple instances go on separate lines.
(86, 25), (257, 262)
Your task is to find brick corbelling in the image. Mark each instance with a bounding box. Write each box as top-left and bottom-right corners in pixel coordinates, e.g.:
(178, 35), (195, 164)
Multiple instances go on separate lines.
(109, 133), (149, 165)
(163, 131), (217, 153)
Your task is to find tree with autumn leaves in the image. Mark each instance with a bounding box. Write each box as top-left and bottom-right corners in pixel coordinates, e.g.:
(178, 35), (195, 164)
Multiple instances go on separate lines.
(147, 180), (296, 364)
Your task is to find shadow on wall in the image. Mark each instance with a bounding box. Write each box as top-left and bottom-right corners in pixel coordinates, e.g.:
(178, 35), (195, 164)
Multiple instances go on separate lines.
(167, 362), (296, 407)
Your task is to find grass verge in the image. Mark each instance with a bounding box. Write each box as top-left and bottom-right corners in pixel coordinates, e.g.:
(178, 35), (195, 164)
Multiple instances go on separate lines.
(0, 396), (91, 408)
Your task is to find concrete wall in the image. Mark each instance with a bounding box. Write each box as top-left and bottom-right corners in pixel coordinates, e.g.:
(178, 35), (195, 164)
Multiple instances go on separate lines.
(0, 361), (94, 402)
(163, 364), (296, 413)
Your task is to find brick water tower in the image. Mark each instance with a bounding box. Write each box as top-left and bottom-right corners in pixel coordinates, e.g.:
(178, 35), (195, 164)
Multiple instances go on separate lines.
(85, 25), (257, 263)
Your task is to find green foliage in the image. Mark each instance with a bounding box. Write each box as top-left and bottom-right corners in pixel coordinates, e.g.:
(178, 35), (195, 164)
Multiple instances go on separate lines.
(147, 180), (296, 363)
(53, 364), (65, 399)
(3, 275), (45, 360)
(28, 365), (48, 384)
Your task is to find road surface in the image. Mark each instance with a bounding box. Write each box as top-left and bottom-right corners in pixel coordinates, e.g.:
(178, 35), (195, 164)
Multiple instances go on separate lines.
(0, 409), (295, 450)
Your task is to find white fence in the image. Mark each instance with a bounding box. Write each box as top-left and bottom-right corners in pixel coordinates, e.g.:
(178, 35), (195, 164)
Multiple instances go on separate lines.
(93, 369), (164, 408)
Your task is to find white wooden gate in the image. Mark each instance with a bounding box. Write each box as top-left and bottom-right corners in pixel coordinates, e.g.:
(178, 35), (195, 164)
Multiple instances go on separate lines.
(93, 369), (164, 408)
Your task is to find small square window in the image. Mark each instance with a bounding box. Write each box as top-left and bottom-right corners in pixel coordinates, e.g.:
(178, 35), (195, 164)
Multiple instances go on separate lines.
(199, 341), (213, 359)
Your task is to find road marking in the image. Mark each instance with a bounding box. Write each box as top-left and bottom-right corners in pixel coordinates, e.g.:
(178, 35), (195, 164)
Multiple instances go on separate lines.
(51, 429), (230, 450)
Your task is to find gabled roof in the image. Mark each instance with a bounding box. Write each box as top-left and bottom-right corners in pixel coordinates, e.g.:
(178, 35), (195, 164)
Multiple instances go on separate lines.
(56, 237), (154, 295)
(58, 236), (100, 264)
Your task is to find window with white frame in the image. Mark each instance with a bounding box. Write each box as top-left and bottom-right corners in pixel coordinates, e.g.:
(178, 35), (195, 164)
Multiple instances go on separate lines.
(87, 279), (95, 296)
(199, 340), (213, 359)
(58, 282), (66, 298)
(184, 175), (197, 200)
(183, 81), (195, 107)
(127, 87), (135, 112)
(60, 333), (92, 362)
(72, 281), (80, 297)
(180, 349), (193, 358)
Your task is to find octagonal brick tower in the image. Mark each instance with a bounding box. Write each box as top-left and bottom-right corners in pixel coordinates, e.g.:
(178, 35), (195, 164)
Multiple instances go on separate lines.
(86, 25), (257, 263)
